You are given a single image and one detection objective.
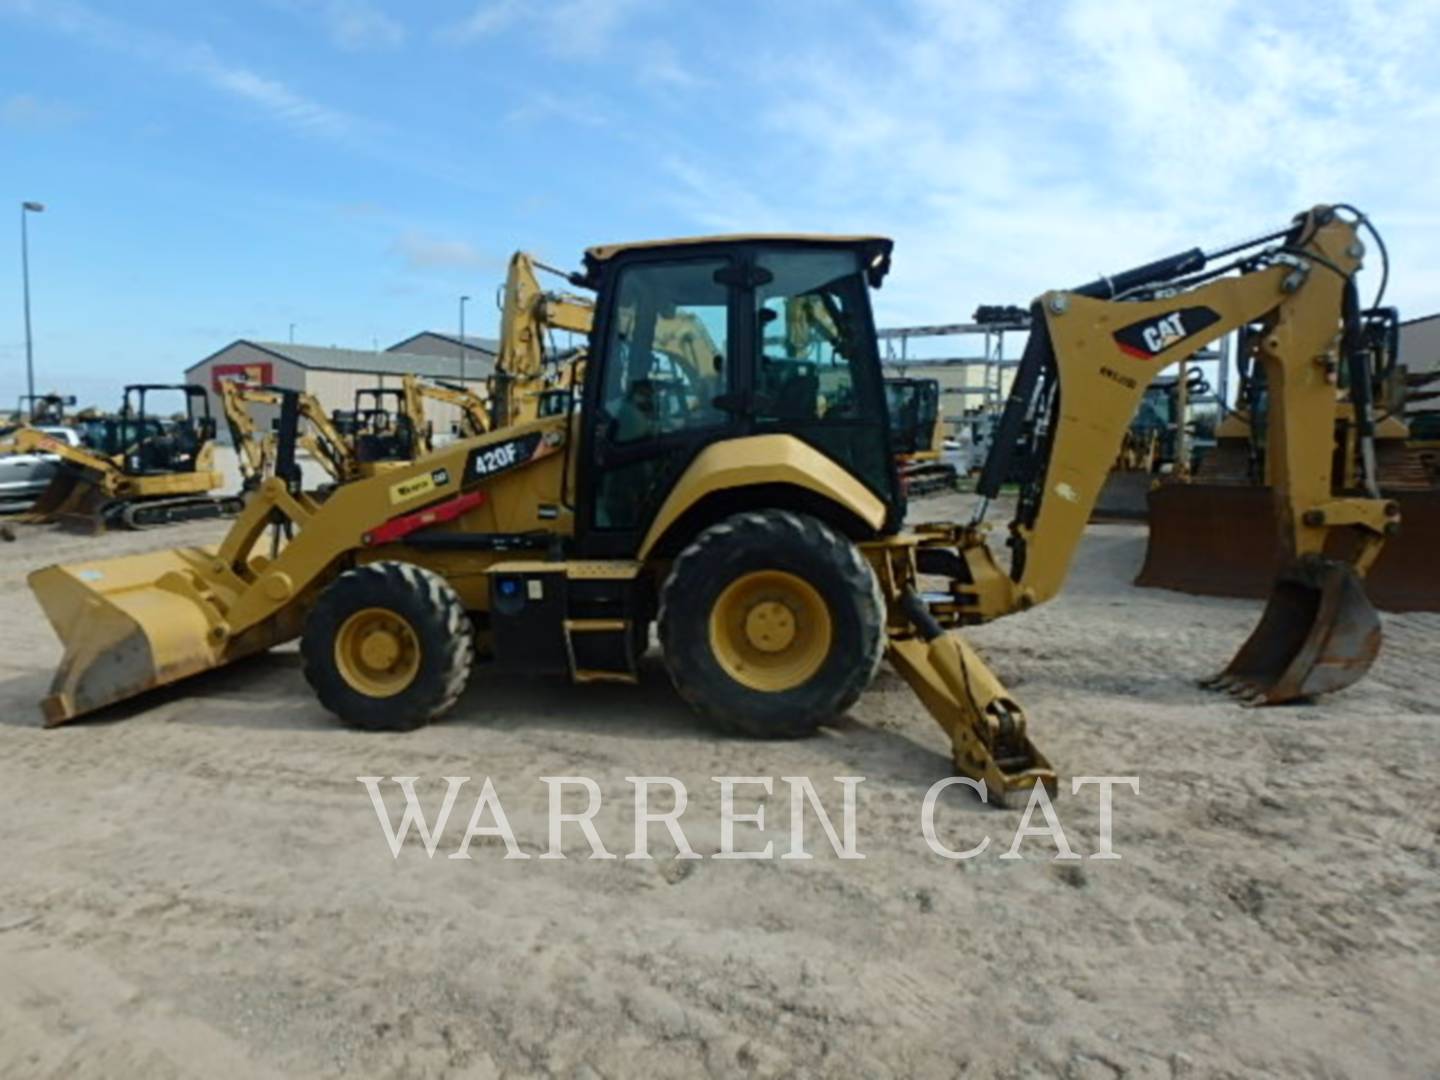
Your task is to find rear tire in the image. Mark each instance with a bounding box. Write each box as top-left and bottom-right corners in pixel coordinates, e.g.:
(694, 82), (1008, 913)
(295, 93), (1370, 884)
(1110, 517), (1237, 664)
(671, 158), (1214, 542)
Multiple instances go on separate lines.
(302, 561), (474, 731)
(658, 511), (884, 738)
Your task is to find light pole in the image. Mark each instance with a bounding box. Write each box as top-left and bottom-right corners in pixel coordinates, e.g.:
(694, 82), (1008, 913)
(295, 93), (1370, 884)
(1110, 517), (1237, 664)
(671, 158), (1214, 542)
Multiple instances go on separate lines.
(20, 200), (44, 412)
(458, 295), (471, 383)
(289, 322), (296, 344)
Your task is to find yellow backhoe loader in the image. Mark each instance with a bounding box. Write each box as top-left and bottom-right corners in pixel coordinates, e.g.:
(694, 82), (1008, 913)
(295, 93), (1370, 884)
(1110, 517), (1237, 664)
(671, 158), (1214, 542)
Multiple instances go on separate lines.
(1139, 305), (1439, 611)
(12, 384), (242, 531)
(28, 208), (1395, 799)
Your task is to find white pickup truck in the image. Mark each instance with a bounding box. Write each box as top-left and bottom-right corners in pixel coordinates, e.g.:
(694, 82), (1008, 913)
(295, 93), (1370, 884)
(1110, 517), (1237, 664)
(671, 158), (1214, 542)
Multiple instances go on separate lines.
(0, 425), (83, 510)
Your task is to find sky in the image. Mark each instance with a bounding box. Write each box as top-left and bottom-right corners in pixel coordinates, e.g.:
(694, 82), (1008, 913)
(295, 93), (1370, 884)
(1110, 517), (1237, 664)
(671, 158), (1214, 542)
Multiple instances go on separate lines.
(1, 0), (1437, 409)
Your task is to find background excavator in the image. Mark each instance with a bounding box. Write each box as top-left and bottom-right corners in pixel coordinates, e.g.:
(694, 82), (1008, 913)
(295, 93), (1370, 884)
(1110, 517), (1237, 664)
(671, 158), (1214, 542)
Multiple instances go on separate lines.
(3, 391), (78, 432)
(1090, 367), (1213, 519)
(218, 253), (592, 494)
(405, 375), (492, 440)
(220, 379), (358, 487)
(885, 377), (959, 496)
(8, 384), (241, 531)
(27, 207), (1393, 800)
(1139, 305), (1440, 611)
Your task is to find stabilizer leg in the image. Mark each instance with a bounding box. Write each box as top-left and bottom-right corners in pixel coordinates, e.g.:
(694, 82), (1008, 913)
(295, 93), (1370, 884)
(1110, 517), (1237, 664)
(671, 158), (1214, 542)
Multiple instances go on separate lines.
(888, 589), (1055, 805)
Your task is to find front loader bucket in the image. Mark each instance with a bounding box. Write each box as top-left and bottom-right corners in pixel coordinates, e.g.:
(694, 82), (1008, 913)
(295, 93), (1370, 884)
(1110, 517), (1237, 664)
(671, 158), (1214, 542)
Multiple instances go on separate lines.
(1201, 557), (1381, 705)
(1135, 483), (1277, 598)
(1140, 484), (1440, 613)
(1091, 470), (1155, 521)
(1335, 489), (1440, 613)
(27, 547), (290, 725)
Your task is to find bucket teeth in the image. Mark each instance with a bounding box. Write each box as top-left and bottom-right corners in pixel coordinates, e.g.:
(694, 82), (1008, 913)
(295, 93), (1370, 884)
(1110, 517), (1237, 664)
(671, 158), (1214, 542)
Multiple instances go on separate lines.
(1206, 557), (1382, 708)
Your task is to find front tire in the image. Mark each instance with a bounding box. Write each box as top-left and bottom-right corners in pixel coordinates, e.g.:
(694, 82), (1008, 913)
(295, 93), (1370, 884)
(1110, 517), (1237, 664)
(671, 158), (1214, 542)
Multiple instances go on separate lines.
(658, 511), (884, 738)
(301, 561), (474, 731)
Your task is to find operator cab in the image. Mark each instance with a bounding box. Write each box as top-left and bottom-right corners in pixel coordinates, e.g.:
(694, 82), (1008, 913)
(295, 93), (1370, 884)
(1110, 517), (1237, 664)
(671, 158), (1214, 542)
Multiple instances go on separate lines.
(347, 387), (421, 464)
(113, 385), (214, 474)
(885, 377), (941, 456)
(574, 235), (902, 557)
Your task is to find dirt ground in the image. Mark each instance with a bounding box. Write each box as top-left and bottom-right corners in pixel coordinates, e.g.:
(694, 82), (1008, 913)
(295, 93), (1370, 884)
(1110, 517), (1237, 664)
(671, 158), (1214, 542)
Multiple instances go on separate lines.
(1, 487), (1437, 1079)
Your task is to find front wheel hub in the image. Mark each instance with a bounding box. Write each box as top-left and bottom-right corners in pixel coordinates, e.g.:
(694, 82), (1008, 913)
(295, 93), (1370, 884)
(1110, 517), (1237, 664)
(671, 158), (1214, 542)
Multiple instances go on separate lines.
(335, 607), (421, 698)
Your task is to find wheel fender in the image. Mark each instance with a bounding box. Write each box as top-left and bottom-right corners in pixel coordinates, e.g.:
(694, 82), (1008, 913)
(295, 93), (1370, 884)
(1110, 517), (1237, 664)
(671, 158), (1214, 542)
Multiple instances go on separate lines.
(637, 434), (887, 560)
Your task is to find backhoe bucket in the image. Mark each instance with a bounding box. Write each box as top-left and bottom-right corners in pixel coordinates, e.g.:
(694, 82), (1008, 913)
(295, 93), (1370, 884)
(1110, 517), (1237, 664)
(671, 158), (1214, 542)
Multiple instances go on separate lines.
(1201, 557), (1381, 705)
(15, 467), (111, 533)
(28, 547), (291, 725)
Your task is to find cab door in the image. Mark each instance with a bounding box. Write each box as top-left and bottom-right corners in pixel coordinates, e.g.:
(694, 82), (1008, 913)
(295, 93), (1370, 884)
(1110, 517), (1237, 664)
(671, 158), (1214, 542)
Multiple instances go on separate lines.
(747, 247), (896, 510)
(579, 254), (739, 558)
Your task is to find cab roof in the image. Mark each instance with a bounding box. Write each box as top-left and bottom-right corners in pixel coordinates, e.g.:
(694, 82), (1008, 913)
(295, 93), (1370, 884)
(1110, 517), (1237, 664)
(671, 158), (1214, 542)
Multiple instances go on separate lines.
(584, 233), (893, 262)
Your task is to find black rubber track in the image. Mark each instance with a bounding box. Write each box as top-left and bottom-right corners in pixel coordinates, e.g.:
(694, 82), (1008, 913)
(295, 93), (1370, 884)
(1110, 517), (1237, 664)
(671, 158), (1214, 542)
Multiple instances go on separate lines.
(301, 561), (474, 731)
(657, 510), (885, 738)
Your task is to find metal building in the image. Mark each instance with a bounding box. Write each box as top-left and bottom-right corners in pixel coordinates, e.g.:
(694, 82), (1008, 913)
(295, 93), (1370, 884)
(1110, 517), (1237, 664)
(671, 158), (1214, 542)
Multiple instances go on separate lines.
(1401, 313), (1440, 415)
(185, 340), (492, 440)
(385, 332), (500, 383)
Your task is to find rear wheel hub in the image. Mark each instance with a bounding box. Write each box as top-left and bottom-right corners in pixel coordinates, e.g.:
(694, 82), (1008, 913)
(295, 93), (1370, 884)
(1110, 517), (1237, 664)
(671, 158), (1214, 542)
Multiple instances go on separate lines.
(709, 570), (832, 692)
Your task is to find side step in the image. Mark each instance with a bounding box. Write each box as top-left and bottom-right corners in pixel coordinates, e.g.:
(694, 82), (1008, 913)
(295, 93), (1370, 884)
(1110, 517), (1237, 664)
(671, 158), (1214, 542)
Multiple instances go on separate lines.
(565, 618), (641, 684)
(486, 560), (646, 684)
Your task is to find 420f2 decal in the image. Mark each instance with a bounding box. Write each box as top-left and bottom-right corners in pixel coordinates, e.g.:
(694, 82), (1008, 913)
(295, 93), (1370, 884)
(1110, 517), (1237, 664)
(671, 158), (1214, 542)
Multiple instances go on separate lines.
(466, 431), (545, 481)
(1112, 305), (1221, 360)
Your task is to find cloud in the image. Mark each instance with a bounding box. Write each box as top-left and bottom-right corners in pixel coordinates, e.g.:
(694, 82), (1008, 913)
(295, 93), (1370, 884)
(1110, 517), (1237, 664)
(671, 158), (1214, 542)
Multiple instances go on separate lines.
(503, 91), (610, 130)
(320, 0), (404, 50)
(0, 0), (364, 142)
(638, 42), (707, 90)
(0, 93), (83, 130)
(390, 231), (488, 271)
(659, 0), (1440, 324)
(278, 0), (404, 50)
(183, 45), (357, 138)
(443, 0), (644, 58)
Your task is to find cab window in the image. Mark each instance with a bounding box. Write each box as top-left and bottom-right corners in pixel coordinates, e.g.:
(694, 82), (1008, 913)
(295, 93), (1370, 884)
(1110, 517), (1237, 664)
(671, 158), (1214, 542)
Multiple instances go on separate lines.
(600, 259), (729, 445)
(754, 249), (867, 423)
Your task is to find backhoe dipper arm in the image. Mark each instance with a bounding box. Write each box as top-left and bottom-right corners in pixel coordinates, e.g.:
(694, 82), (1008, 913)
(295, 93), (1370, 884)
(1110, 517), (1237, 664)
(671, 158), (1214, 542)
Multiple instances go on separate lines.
(405, 374), (492, 439)
(887, 206), (1394, 799)
(398, 376), (434, 457)
(961, 206), (1392, 617)
(9, 426), (121, 482)
(220, 380), (267, 485)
